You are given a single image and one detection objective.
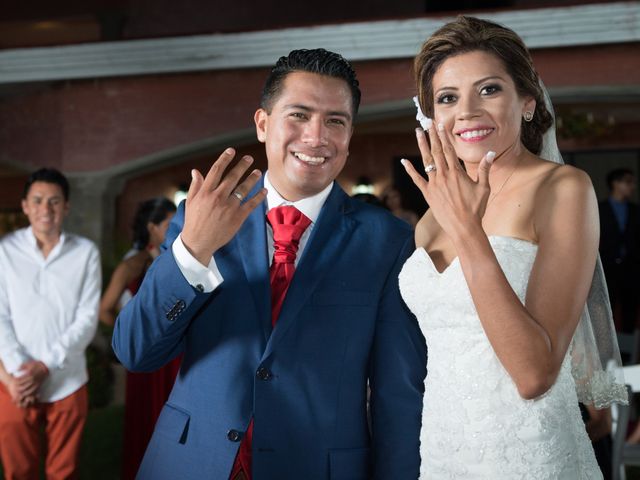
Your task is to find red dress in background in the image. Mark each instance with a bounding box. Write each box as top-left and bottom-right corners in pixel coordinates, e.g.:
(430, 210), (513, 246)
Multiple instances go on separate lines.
(121, 275), (182, 480)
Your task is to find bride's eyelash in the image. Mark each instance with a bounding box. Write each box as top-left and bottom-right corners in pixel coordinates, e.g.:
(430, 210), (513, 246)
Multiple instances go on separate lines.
(435, 84), (502, 104)
(436, 93), (456, 104)
(481, 84), (502, 95)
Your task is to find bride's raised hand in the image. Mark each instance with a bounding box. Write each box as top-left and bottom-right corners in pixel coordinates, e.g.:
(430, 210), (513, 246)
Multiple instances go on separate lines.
(402, 121), (495, 238)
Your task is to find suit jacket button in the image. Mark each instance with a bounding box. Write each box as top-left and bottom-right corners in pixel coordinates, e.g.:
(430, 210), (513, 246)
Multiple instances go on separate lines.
(256, 367), (272, 381)
(227, 429), (241, 442)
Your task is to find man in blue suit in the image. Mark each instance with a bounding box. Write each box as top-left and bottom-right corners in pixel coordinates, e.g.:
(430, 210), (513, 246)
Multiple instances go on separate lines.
(113, 48), (426, 479)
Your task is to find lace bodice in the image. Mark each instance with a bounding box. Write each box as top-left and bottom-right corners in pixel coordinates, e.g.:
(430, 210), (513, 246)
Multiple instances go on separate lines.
(399, 236), (602, 479)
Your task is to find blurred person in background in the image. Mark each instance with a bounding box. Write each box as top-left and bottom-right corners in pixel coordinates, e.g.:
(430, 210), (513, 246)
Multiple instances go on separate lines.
(0, 168), (101, 479)
(99, 196), (176, 480)
(382, 187), (419, 227)
(599, 168), (640, 333)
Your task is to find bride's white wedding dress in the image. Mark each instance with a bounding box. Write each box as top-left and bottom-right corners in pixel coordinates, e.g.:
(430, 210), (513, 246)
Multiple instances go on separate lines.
(399, 236), (603, 479)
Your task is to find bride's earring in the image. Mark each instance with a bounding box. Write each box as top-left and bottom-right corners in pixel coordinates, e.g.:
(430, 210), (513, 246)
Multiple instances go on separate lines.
(523, 111), (534, 122)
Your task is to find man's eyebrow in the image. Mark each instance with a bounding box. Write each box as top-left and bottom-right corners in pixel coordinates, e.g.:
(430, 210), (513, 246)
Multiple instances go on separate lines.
(328, 110), (352, 121)
(284, 104), (352, 121)
(285, 104), (312, 111)
(29, 194), (63, 200)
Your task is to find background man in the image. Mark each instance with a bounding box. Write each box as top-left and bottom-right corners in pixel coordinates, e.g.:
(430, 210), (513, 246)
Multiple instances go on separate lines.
(0, 168), (101, 479)
(599, 168), (640, 333)
(113, 49), (427, 479)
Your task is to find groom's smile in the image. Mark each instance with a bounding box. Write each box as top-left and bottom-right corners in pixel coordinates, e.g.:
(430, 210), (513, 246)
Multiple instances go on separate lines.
(254, 71), (353, 202)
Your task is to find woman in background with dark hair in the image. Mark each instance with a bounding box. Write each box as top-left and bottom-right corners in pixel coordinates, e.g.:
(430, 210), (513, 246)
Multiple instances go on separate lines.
(382, 187), (419, 227)
(100, 197), (177, 327)
(99, 197), (176, 480)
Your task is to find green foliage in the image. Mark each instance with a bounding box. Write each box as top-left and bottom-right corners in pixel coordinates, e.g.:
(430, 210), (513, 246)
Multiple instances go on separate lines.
(78, 405), (124, 480)
(557, 112), (613, 140)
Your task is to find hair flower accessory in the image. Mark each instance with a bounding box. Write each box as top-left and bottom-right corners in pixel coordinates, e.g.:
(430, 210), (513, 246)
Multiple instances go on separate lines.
(413, 96), (431, 130)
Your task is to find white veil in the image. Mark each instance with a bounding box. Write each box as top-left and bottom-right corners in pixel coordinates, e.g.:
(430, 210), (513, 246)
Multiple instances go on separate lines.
(538, 82), (628, 408)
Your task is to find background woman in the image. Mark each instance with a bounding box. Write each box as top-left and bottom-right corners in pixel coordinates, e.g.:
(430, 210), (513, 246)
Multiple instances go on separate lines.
(399, 16), (625, 478)
(382, 187), (419, 227)
(99, 197), (176, 480)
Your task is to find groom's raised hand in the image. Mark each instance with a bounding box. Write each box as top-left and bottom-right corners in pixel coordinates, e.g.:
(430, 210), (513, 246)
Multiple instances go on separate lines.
(181, 147), (267, 266)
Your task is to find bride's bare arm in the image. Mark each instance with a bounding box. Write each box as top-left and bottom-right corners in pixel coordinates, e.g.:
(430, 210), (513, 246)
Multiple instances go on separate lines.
(403, 123), (599, 399)
(455, 166), (598, 399)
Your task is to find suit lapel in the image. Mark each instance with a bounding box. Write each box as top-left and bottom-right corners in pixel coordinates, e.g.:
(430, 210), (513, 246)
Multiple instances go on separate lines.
(236, 180), (271, 343)
(261, 184), (356, 360)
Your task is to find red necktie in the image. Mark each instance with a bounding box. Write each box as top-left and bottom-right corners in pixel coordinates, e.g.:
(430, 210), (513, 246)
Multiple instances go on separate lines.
(267, 206), (312, 325)
(229, 205), (311, 480)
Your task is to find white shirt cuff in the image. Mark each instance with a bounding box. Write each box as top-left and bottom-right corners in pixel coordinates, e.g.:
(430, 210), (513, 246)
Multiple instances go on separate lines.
(1, 350), (30, 376)
(172, 235), (224, 293)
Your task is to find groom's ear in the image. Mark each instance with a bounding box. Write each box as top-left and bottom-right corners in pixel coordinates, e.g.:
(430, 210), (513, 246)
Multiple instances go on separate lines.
(255, 108), (268, 143)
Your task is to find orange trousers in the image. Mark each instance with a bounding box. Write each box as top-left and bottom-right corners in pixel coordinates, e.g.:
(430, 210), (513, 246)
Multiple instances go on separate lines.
(0, 383), (88, 480)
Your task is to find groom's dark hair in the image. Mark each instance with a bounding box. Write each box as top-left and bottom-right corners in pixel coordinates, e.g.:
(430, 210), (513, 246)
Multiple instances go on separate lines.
(260, 48), (361, 116)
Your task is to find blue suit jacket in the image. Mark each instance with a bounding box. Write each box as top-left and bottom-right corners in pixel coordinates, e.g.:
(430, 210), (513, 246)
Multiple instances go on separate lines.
(112, 183), (427, 479)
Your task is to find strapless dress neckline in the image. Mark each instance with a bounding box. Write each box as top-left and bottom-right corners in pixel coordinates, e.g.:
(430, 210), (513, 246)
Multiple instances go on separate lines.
(399, 236), (602, 479)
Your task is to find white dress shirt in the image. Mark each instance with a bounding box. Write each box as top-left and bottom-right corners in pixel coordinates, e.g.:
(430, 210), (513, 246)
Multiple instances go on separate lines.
(173, 172), (333, 292)
(0, 227), (101, 402)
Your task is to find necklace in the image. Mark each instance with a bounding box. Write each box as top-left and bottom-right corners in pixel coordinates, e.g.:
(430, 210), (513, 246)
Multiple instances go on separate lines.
(486, 154), (523, 207)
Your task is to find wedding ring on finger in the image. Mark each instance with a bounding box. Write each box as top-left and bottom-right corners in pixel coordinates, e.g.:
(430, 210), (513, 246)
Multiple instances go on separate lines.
(232, 191), (244, 201)
(425, 163), (437, 174)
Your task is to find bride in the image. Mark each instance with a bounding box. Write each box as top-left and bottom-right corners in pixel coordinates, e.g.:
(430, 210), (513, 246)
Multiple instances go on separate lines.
(399, 16), (626, 478)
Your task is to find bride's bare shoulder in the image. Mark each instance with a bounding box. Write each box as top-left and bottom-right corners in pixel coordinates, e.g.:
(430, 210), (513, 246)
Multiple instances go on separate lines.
(533, 160), (597, 237)
(536, 161), (594, 198)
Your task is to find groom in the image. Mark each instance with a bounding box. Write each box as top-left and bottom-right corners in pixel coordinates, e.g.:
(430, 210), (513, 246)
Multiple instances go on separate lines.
(112, 48), (426, 479)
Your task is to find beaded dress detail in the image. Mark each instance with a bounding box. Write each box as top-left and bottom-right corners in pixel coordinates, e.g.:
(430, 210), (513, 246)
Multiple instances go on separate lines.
(399, 236), (602, 479)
